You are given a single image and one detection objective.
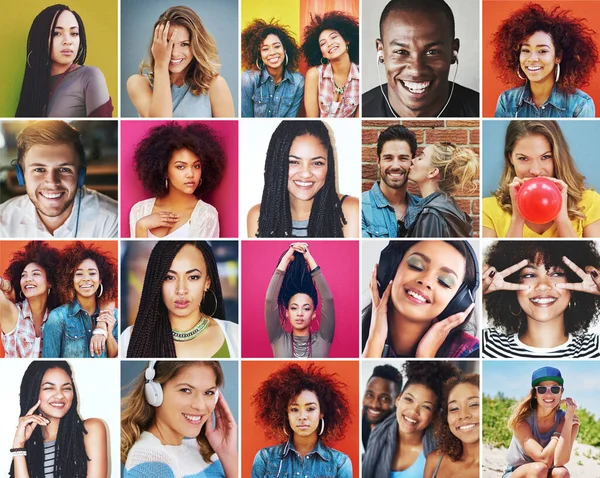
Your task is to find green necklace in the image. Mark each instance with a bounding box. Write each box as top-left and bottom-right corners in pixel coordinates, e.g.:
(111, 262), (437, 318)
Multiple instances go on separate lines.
(172, 316), (210, 342)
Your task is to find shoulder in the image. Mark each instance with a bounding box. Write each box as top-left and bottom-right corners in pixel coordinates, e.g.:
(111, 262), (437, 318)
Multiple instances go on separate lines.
(362, 84), (383, 101)
(482, 196), (503, 213)
(208, 75), (229, 92)
(341, 195), (359, 213)
(127, 74), (151, 93)
(247, 203), (261, 222)
(580, 189), (600, 204)
(213, 318), (239, 333)
(453, 82), (479, 98)
(306, 67), (319, 81)
(361, 189), (373, 205)
(83, 417), (107, 438)
(130, 198), (155, 214)
(79, 65), (105, 80)
(125, 435), (177, 474)
(572, 88), (593, 101)
(242, 69), (259, 86)
(47, 304), (70, 322)
(424, 449), (443, 474)
(192, 199), (218, 217)
(290, 71), (304, 84)
(0, 194), (28, 211)
(483, 328), (510, 341)
(82, 187), (117, 211)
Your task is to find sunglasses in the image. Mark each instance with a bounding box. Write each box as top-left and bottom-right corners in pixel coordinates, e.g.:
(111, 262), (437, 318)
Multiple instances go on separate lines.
(535, 386), (562, 395)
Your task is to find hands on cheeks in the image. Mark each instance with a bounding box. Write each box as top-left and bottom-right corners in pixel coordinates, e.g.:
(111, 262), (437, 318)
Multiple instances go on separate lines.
(13, 400), (49, 448)
(205, 392), (238, 466)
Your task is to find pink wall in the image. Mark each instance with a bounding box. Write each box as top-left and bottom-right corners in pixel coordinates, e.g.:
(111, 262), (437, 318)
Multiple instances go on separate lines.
(241, 240), (359, 357)
(120, 120), (238, 237)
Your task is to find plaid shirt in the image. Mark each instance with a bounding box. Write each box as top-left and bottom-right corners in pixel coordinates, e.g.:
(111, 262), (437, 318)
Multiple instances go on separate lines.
(318, 62), (360, 118)
(1, 299), (48, 358)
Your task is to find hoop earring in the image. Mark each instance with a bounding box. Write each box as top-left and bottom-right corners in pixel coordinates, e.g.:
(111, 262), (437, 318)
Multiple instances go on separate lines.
(285, 53), (288, 66)
(567, 298), (577, 310)
(555, 63), (560, 83)
(198, 178), (202, 187)
(47, 287), (51, 296)
(321, 57), (329, 65)
(256, 58), (264, 70)
(282, 425), (289, 436)
(319, 418), (325, 436)
(202, 288), (218, 317)
(516, 68), (524, 80)
(27, 51), (33, 69)
(509, 304), (521, 317)
(97, 283), (104, 298)
(165, 178), (169, 190)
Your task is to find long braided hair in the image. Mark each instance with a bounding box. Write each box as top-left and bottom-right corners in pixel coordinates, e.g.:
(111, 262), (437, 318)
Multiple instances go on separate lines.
(10, 361), (88, 478)
(126, 241), (226, 358)
(257, 120), (347, 237)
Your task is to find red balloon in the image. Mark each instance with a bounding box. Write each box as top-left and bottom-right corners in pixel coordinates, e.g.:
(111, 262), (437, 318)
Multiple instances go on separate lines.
(516, 177), (562, 224)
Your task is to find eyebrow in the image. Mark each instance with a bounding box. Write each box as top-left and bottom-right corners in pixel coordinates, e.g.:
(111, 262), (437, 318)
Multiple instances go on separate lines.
(42, 381), (72, 387)
(514, 150), (552, 157)
(75, 267), (98, 272)
(407, 252), (459, 278)
(23, 268), (43, 273)
(174, 160), (201, 165)
(167, 268), (202, 275)
(522, 42), (552, 48)
(289, 155), (327, 161)
(389, 40), (446, 49)
(27, 162), (76, 168)
(263, 41), (282, 47)
(289, 401), (318, 406)
(448, 396), (479, 404)
(53, 26), (79, 30)
(405, 392), (433, 405)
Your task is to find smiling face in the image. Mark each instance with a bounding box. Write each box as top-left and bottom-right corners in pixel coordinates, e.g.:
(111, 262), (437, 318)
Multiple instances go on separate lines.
(260, 33), (285, 70)
(286, 293), (316, 333)
(519, 31), (559, 86)
(162, 244), (211, 319)
(73, 258), (101, 301)
(38, 367), (74, 421)
(509, 134), (555, 179)
(390, 241), (466, 322)
(50, 10), (80, 73)
(395, 383), (436, 435)
(20, 262), (50, 300)
(167, 149), (202, 196)
(287, 134), (328, 203)
(319, 29), (348, 61)
(287, 389), (323, 438)
(447, 382), (479, 444)
(534, 380), (563, 410)
(408, 145), (435, 184)
(154, 364), (218, 442)
(378, 139), (413, 190)
(167, 24), (193, 75)
(363, 376), (397, 426)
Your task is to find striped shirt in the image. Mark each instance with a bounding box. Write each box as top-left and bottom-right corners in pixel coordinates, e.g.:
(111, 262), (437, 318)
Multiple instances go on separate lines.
(44, 440), (56, 477)
(483, 328), (600, 358)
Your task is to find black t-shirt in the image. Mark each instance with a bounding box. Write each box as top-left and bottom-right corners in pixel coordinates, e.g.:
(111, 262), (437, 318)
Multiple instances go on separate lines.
(362, 82), (479, 118)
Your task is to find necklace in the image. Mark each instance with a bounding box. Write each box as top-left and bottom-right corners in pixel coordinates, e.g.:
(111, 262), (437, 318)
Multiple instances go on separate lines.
(333, 80), (346, 95)
(172, 315), (210, 342)
(291, 331), (313, 358)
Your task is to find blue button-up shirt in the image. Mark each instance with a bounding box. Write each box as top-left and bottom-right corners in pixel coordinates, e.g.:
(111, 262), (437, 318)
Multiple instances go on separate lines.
(242, 68), (304, 118)
(42, 301), (119, 358)
(495, 84), (595, 117)
(362, 182), (421, 238)
(252, 439), (352, 478)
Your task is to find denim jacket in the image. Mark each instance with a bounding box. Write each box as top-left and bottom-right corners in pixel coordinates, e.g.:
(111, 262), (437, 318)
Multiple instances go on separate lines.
(242, 68), (304, 118)
(252, 439), (352, 478)
(42, 301), (119, 358)
(362, 182), (421, 238)
(495, 83), (595, 117)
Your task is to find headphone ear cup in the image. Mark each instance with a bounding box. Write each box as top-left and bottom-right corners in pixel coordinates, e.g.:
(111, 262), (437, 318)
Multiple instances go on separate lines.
(377, 51), (384, 63)
(15, 163), (25, 186)
(438, 284), (473, 321)
(144, 380), (163, 407)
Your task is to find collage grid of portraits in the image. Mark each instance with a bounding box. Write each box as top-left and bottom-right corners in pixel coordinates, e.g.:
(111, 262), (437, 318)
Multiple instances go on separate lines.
(1, 0), (600, 478)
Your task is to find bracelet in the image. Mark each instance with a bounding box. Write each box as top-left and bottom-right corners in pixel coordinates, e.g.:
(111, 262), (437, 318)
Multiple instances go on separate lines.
(92, 328), (108, 338)
(552, 431), (561, 437)
(550, 436), (560, 441)
(10, 447), (26, 456)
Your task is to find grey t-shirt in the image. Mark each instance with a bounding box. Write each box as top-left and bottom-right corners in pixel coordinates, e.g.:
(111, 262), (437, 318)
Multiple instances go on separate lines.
(47, 65), (110, 117)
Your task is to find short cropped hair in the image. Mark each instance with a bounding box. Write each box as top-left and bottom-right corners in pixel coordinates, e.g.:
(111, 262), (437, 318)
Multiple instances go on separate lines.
(380, 0), (455, 39)
(376, 124), (418, 158)
(17, 120), (84, 167)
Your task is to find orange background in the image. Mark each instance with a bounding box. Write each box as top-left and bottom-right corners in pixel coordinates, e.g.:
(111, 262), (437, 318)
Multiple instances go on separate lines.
(241, 360), (359, 476)
(482, 0), (600, 117)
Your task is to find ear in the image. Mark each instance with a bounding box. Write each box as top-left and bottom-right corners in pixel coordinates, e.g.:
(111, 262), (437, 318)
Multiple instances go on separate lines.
(376, 38), (384, 61)
(428, 167), (440, 180)
(311, 311), (317, 321)
(205, 276), (211, 291)
(452, 39), (460, 56)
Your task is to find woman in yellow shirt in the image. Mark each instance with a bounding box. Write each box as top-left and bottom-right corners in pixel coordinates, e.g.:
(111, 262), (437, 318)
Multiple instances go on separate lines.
(482, 120), (600, 238)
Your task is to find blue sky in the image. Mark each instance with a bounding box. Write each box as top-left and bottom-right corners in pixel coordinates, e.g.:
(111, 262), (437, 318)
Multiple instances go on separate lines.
(483, 361), (600, 418)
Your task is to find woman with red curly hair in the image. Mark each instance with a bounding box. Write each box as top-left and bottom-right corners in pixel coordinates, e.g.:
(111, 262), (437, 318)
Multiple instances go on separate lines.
(251, 363), (352, 477)
(492, 3), (598, 117)
(0, 242), (61, 358)
(424, 373), (480, 478)
(42, 242), (119, 358)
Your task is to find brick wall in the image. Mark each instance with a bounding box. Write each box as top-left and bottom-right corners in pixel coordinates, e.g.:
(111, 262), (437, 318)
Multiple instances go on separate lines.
(362, 119), (480, 237)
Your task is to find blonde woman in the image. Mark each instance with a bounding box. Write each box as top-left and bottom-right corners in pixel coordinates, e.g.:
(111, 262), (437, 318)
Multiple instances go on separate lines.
(127, 6), (234, 118)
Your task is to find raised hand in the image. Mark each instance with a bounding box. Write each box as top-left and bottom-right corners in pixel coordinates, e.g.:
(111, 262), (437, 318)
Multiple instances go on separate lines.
(416, 303), (475, 358)
(561, 397), (578, 418)
(509, 177), (525, 219)
(205, 393), (238, 461)
(276, 243), (309, 271)
(555, 256), (600, 295)
(482, 259), (531, 295)
(151, 22), (178, 69)
(362, 264), (392, 358)
(13, 400), (49, 448)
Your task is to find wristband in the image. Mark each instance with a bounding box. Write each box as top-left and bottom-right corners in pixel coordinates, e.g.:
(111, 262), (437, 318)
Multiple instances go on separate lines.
(92, 328), (108, 338)
(10, 447), (27, 456)
(552, 431), (561, 437)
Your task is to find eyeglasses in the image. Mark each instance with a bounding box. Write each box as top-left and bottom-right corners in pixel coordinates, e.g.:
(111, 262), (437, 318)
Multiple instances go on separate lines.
(535, 386), (562, 395)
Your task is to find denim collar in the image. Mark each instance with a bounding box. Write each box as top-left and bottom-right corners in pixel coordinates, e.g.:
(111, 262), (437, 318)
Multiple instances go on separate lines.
(519, 83), (566, 111)
(66, 300), (100, 317)
(371, 181), (419, 210)
(281, 438), (330, 461)
(258, 67), (295, 87)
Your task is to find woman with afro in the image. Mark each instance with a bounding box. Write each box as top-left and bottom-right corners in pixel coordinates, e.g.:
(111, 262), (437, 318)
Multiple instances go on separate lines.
(129, 122), (225, 238)
(241, 19), (304, 117)
(482, 240), (600, 358)
(301, 11), (360, 118)
(251, 363), (352, 477)
(492, 3), (598, 117)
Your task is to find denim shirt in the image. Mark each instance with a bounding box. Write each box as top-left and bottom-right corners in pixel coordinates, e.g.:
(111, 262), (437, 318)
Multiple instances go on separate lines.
(362, 182), (421, 238)
(42, 301), (119, 358)
(242, 68), (304, 117)
(252, 439), (352, 478)
(495, 83), (595, 117)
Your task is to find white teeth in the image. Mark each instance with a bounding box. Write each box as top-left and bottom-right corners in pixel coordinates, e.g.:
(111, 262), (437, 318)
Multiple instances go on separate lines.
(183, 414), (202, 423)
(403, 415), (417, 424)
(170, 59), (183, 64)
(41, 192), (62, 199)
(458, 424), (477, 431)
(531, 297), (557, 304)
(25, 285), (36, 289)
(407, 290), (427, 303)
(50, 402), (64, 407)
(294, 181), (313, 187)
(403, 80), (431, 93)
(527, 66), (542, 71)
(328, 46), (338, 54)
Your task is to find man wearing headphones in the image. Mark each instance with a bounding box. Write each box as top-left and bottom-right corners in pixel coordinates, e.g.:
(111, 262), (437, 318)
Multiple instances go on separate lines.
(0, 120), (118, 238)
(362, 0), (479, 118)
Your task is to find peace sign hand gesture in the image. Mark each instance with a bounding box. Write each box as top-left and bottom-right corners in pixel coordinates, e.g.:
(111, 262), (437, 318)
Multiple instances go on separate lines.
(482, 259), (531, 295)
(555, 256), (600, 295)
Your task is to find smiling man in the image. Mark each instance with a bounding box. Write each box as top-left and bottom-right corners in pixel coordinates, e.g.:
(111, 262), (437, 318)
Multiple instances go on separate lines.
(0, 121), (118, 238)
(363, 0), (479, 118)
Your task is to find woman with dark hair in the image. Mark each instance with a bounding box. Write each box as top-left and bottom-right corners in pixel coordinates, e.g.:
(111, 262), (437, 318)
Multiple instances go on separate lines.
(241, 19), (304, 118)
(129, 122), (225, 238)
(483, 241), (600, 358)
(10, 360), (107, 477)
(127, 6), (234, 118)
(121, 361), (237, 477)
(301, 11), (359, 118)
(482, 120), (600, 237)
(123, 241), (238, 358)
(42, 242), (119, 358)
(251, 363), (352, 477)
(424, 373), (480, 478)
(16, 4), (112, 117)
(363, 361), (461, 478)
(247, 120), (359, 238)
(493, 4), (598, 117)
(265, 243), (334, 358)
(1, 242), (60, 358)
(362, 240), (479, 358)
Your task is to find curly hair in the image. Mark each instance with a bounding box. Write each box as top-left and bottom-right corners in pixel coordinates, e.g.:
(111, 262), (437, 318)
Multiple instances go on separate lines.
(56, 242), (118, 305)
(492, 3), (598, 93)
(133, 122), (225, 199)
(301, 11), (359, 66)
(435, 373), (480, 461)
(252, 363), (351, 444)
(484, 240), (600, 335)
(4, 241), (61, 311)
(241, 18), (300, 72)
(401, 361), (461, 409)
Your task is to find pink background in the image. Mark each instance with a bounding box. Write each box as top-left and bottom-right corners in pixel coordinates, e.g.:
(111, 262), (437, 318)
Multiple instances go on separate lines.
(241, 240), (360, 357)
(119, 120), (239, 237)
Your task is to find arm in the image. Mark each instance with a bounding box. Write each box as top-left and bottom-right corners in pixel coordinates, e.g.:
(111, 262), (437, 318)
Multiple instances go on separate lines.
(103, 308), (119, 358)
(0, 278), (18, 335)
(265, 269), (286, 342)
(208, 76), (235, 117)
(83, 67), (111, 117)
(482, 226), (498, 238)
(341, 196), (359, 238)
(304, 67), (320, 118)
(554, 400), (577, 467)
(83, 418), (108, 478)
(41, 311), (64, 358)
(247, 204), (260, 238)
(241, 70), (255, 118)
(336, 453), (353, 478)
(494, 92), (509, 117)
(285, 75), (304, 118)
(251, 449), (268, 478)
(127, 75), (161, 118)
(513, 420), (559, 467)
(312, 268), (335, 343)
(574, 97), (595, 118)
(12, 400), (49, 478)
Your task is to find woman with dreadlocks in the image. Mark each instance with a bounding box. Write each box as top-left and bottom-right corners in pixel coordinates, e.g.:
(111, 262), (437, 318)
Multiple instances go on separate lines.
(247, 120), (359, 238)
(265, 242), (334, 358)
(16, 4), (112, 117)
(122, 241), (239, 358)
(9, 361), (107, 477)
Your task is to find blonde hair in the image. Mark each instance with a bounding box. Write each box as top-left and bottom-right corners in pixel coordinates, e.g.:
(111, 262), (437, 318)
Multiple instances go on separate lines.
(121, 361), (224, 464)
(140, 6), (221, 96)
(429, 142), (479, 195)
(507, 386), (561, 431)
(492, 120), (586, 221)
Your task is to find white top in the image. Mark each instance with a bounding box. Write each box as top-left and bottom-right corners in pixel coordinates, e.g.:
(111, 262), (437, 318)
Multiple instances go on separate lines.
(0, 187), (118, 238)
(129, 197), (219, 238)
(148, 222), (191, 239)
(120, 318), (239, 358)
